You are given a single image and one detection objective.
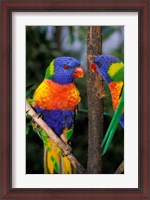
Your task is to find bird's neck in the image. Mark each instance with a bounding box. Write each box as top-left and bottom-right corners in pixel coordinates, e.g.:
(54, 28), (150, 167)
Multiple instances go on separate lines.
(103, 74), (112, 84)
(107, 62), (124, 82)
(52, 76), (73, 84)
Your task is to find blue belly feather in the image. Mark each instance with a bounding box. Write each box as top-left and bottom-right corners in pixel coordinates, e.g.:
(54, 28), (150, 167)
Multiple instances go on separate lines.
(120, 114), (124, 128)
(35, 107), (75, 136)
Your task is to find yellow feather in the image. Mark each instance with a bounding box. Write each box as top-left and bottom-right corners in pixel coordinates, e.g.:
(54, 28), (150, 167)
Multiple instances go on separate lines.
(47, 150), (54, 174)
(47, 149), (60, 174)
(49, 60), (54, 76)
(47, 140), (72, 174)
(108, 62), (124, 78)
(62, 156), (72, 174)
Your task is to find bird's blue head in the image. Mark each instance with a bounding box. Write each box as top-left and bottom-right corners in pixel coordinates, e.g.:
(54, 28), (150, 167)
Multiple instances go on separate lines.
(91, 55), (121, 83)
(45, 56), (84, 84)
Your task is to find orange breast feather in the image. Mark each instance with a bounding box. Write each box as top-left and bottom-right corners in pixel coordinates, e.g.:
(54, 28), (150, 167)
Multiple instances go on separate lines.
(33, 79), (80, 110)
(108, 82), (123, 111)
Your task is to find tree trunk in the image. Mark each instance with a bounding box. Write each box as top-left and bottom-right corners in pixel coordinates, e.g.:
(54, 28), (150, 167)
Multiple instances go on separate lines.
(87, 26), (103, 174)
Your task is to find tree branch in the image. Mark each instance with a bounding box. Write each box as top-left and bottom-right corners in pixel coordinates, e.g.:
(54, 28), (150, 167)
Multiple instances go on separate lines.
(87, 26), (103, 174)
(114, 160), (124, 174)
(26, 101), (85, 174)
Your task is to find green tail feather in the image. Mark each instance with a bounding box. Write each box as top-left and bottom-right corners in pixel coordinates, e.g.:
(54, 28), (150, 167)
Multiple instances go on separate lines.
(40, 129), (73, 174)
(101, 88), (124, 155)
(45, 142), (72, 174)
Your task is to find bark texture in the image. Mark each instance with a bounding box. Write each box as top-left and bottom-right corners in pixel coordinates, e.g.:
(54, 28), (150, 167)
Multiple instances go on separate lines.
(115, 160), (124, 174)
(87, 26), (103, 174)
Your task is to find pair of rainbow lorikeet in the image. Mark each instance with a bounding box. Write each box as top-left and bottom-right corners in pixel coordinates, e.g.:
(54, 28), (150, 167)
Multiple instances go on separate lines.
(29, 55), (124, 174)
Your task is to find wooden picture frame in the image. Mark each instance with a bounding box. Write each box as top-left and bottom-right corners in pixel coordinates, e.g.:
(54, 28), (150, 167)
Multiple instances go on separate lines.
(1, 0), (149, 199)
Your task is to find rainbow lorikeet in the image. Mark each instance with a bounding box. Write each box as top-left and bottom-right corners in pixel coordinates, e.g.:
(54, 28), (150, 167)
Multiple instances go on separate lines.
(32, 56), (84, 174)
(91, 55), (124, 128)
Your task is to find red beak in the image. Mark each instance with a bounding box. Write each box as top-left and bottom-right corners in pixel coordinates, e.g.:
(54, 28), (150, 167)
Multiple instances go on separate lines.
(74, 66), (84, 78)
(91, 63), (98, 74)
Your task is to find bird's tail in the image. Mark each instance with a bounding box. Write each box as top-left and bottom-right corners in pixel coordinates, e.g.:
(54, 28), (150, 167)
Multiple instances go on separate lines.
(44, 138), (72, 174)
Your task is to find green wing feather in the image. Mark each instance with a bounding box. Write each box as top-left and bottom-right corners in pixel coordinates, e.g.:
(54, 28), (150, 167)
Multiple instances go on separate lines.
(101, 88), (124, 155)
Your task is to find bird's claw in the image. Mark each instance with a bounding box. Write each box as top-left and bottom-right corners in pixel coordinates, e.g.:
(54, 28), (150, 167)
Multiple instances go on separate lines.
(62, 145), (72, 157)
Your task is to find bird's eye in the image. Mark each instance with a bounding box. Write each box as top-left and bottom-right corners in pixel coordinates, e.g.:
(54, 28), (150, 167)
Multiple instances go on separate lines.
(64, 65), (69, 70)
(97, 62), (102, 66)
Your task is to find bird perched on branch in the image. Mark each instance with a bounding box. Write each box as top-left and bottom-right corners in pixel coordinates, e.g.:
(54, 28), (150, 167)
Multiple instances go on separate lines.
(32, 56), (84, 174)
(91, 54), (124, 128)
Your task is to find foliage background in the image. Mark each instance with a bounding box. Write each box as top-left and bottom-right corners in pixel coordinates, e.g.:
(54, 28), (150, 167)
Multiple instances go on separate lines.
(26, 26), (124, 174)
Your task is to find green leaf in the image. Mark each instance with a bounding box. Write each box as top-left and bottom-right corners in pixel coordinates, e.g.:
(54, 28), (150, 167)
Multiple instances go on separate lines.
(26, 114), (31, 119)
(26, 83), (34, 90)
(26, 90), (31, 98)
(78, 108), (88, 114)
(26, 126), (30, 135)
(26, 83), (35, 98)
